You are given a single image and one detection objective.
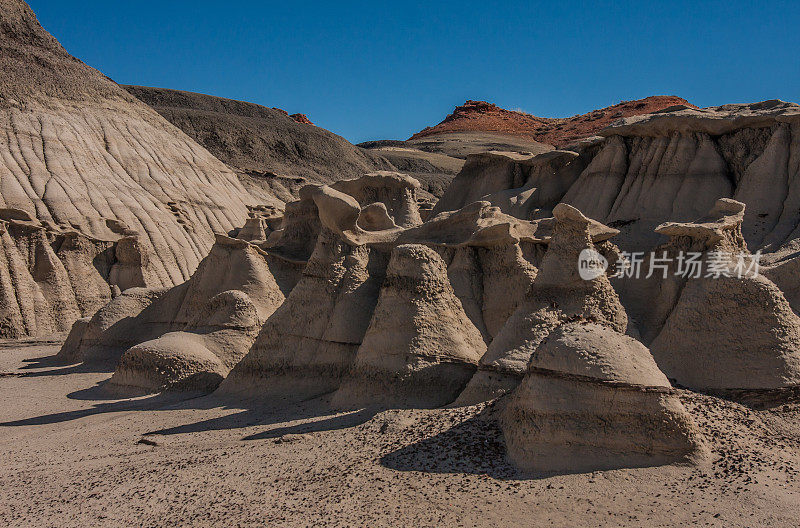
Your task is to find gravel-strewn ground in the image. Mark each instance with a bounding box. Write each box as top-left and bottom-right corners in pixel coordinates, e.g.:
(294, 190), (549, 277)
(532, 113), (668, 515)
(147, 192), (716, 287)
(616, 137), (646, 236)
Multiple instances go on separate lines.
(1, 341), (799, 527)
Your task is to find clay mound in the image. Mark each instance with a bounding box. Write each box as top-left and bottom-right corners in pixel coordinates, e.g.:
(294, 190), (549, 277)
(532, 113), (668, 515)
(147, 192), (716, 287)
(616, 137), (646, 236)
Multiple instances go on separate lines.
(0, 218), (113, 337)
(502, 323), (708, 474)
(457, 203), (627, 404)
(355, 143), (465, 198)
(410, 97), (695, 147)
(0, 1), (253, 335)
(124, 85), (392, 203)
(562, 100), (800, 252)
(109, 332), (226, 393)
(332, 244), (486, 409)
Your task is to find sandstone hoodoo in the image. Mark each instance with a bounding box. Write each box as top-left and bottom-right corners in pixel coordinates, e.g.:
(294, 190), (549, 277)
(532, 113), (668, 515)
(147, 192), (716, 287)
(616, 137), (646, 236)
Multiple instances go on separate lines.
(457, 203), (628, 405)
(648, 199), (800, 394)
(61, 234), (298, 392)
(3, 0), (800, 523)
(501, 322), (708, 474)
(216, 175), (551, 401)
(332, 244), (486, 409)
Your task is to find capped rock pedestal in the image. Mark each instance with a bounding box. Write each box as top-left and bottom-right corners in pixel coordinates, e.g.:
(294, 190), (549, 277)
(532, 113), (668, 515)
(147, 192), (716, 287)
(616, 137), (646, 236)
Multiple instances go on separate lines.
(501, 323), (708, 474)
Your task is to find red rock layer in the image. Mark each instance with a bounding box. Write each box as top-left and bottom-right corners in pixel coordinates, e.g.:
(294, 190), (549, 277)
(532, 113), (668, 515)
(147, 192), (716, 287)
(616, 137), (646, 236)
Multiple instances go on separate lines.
(411, 96), (695, 147)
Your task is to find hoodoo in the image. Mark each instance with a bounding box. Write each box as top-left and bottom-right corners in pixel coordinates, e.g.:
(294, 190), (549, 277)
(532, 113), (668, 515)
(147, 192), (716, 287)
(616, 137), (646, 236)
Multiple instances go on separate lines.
(332, 244), (486, 409)
(456, 202), (627, 404)
(501, 323), (708, 473)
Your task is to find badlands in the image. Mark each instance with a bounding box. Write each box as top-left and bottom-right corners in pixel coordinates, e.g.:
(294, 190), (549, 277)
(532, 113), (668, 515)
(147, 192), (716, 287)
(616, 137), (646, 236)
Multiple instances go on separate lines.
(2, 0), (800, 526)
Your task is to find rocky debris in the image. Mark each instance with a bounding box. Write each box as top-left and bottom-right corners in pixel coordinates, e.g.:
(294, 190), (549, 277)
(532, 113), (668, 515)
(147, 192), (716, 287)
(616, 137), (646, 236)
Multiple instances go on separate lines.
(411, 97), (695, 147)
(501, 323), (709, 473)
(457, 203), (627, 405)
(332, 244), (486, 409)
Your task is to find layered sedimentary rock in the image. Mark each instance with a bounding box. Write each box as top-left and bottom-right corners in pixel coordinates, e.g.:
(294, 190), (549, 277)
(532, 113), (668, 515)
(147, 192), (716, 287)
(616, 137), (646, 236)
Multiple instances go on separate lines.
(457, 203), (628, 404)
(501, 323), (707, 473)
(218, 175), (546, 400)
(332, 244), (486, 409)
(0, 0), (253, 336)
(434, 101), (800, 256)
(0, 211), (140, 338)
(410, 97), (695, 147)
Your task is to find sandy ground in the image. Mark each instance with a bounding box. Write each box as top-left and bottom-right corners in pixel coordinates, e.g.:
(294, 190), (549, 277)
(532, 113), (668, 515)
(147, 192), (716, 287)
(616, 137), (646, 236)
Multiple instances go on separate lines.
(1, 340), (800, 527)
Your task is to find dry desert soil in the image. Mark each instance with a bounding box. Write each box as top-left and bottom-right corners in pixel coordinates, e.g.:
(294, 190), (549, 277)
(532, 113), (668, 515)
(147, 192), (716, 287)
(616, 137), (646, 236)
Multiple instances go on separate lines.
(1, 339), (799, 527)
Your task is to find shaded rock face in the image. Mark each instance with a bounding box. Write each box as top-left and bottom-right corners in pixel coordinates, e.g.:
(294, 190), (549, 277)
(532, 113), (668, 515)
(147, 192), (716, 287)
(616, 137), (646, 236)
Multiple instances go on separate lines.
(0, 215), (169, 338)
(218, 230), (390, 399)
(332, 244), (486, 409)
(0, 0), (254, 336)
(457, 204), (627, 404)
(501, 323), (708, 474)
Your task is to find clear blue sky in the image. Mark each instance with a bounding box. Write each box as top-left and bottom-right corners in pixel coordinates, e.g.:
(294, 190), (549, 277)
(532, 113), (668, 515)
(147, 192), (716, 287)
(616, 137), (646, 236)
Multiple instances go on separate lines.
(28, 0), (800, 143)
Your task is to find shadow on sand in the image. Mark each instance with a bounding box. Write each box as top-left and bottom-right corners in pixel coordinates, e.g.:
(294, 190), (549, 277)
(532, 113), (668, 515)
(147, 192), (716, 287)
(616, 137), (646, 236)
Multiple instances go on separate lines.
(4, 348), (525, 479)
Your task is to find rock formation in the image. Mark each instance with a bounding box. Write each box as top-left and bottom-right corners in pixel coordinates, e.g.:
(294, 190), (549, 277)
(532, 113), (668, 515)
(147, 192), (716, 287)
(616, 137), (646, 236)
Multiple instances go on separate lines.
(217, 175), (547, 400)
(332, 244), (486, 409)
(457, 203), (627, 404)
(647, 199), (800, 393)
(61, 235), (299, 392)
(433, 100), (800, 256)
(411, 97), (695, 147)
(124, 86), (393, 203)
(501, 323), (708, 473)
(0, 0), (256, 335)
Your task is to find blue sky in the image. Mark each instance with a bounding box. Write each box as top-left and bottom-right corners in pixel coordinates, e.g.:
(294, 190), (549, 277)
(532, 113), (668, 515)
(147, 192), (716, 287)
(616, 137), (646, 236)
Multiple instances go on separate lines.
(28, 0), (800, 143)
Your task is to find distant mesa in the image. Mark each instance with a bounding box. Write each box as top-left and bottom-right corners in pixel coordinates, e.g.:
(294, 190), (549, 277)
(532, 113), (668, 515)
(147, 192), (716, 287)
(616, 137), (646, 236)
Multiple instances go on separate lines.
(410, 96), (696, 147)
